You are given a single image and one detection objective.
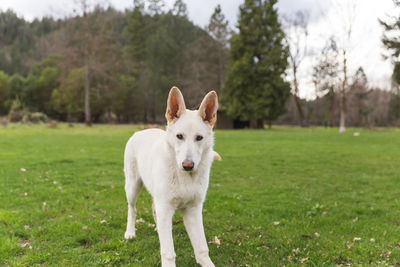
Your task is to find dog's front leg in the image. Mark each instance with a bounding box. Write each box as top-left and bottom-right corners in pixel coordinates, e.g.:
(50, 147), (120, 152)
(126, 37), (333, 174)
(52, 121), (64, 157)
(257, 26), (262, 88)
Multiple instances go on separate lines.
(182, 205), (215, 267)
(155, 203), (176, 267)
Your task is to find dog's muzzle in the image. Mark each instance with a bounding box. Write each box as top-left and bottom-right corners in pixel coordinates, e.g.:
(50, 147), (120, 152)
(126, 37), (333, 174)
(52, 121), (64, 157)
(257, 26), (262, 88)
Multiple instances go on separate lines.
(182, 160), (194, 171)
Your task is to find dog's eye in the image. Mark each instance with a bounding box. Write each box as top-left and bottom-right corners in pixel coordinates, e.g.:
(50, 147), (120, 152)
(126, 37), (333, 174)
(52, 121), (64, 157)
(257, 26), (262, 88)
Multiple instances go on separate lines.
(176, 134), (184, 140)
(196, 135), (203, 141)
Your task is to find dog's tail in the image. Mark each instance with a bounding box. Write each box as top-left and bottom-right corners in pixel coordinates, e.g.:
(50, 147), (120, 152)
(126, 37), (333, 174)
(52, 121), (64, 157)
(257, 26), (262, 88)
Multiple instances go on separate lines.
(213, 151), (222, 161)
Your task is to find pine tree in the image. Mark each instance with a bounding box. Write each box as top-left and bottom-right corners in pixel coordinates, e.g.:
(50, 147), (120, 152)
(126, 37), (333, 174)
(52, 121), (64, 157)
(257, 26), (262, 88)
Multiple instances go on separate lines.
(124, 4), (151, 122)
(223, 0), (290, 128)
(148, 0), (165, 15)
(133, 0), (145, 12)
(207, 4), (229, 94)
(172, 0), (188, 17)
(389, 63), (400, 123)
(0, 71), (8, 114)
(381, 1), (400, 124)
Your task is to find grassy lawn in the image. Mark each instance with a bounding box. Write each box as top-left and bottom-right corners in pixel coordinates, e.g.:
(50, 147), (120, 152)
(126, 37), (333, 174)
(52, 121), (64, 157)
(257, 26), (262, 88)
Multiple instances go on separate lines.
(1, 124), (400, 266)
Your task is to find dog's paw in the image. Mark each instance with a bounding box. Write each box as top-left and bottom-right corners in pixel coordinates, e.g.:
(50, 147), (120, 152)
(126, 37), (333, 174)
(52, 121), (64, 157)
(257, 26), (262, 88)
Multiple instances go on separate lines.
(124, 231), (136, 239)
(197, 257), (215, 267)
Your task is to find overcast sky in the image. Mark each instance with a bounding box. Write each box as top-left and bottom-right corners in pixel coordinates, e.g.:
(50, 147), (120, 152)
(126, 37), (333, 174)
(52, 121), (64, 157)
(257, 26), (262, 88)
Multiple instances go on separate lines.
(0, 0), (397, 99)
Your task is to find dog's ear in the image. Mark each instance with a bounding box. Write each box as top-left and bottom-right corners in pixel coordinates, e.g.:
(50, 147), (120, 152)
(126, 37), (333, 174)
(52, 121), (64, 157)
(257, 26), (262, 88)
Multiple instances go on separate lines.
(198, 91), (218, 127)
(165, 86), (186, 124)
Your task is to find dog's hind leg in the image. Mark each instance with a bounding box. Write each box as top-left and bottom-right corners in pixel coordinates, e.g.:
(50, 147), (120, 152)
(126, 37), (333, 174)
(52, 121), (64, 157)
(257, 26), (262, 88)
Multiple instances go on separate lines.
(124, 158), (143, 239)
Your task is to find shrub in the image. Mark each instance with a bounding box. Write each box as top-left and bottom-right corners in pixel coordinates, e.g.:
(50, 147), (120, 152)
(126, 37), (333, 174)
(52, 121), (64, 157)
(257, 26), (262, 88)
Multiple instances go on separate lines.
(23, 112), (48, 123)
(8, 98), (24, 122)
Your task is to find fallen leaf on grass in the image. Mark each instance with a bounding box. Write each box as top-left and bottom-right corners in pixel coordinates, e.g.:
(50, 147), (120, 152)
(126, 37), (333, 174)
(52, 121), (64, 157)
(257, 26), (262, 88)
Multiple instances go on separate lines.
(353, 237), (361, 242)
(19, 241), (32, 249)
(370, 238), (375, 242)
(380, 250), (392, 257)
(100, 220), (109, 224)
(20, 168), (26, 172)
(24, 225), (30, 230)
(300, 257), (308, 263)
(136, 218), (145, 223)
(347, 243), (353, 249)
(314, 232), (320, 238)
(353, 217), (358, 222)
(82, 226), (90, 230)
(273, 221), (280, 226)
(209, 236), (221, 247)
(292, 248), (300, 255)
(322, 211), (328, 216)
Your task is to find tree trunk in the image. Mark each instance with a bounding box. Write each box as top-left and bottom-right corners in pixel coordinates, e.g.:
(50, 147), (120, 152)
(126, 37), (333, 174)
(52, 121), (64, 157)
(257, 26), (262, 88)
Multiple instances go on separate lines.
(339, 105), (346, 133)
(143, 107), (148, 124)
(294, 95), (306, 126)
(339, 50), (347, 133)
(256, 119), (264, 129)
(339, 90), (346, 133)
(250, 119), (264, 129)
(84, 58), (91, 126)
(217, 46), (223, 95)
(292, 64), (306, 126)
(83, 5), (91, 126)
(329, 91), (335, 127)
(151, 87), (156, 123)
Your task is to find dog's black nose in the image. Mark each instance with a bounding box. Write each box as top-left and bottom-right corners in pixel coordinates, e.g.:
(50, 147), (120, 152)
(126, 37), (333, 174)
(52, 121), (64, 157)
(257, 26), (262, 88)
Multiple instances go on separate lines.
(182, 160), (194, 171)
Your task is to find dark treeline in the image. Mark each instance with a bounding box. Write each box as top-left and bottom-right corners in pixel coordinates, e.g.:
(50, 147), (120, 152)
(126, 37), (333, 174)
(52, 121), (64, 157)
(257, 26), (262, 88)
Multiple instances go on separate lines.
(0, 0), (228, 124)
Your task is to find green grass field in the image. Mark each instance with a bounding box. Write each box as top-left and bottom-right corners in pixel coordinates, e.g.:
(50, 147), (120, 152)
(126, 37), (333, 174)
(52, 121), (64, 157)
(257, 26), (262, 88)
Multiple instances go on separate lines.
(1, 124), (400, 266)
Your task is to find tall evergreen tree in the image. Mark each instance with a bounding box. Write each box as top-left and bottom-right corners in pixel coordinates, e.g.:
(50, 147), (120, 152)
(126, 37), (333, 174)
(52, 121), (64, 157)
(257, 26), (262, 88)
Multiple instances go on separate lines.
(389, 63), (400, 123)
(380, 2), (400, 124)
(207, 4), (229, 94)
(124, 5), (150, 122)
(223, 0), (290, 128)
(133, 0), (145, 12)
(172, 0), (188, 17)
(148, 0), (165, 15)
(0, 71), (8, 114)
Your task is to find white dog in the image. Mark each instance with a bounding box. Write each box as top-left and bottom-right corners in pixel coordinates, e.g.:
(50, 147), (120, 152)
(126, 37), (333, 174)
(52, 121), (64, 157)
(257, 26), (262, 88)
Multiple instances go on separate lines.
(124, 87), (218, 267)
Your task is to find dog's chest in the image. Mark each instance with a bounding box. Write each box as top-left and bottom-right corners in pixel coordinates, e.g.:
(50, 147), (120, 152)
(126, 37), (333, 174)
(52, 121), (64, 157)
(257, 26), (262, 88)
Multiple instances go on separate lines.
(169, 176), (207, 208)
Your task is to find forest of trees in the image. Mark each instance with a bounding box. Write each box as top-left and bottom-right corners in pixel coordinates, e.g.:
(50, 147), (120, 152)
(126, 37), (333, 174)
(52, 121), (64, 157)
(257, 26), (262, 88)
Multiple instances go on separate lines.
(0, 0), (231, 124)
(0, 0), (400, 128)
